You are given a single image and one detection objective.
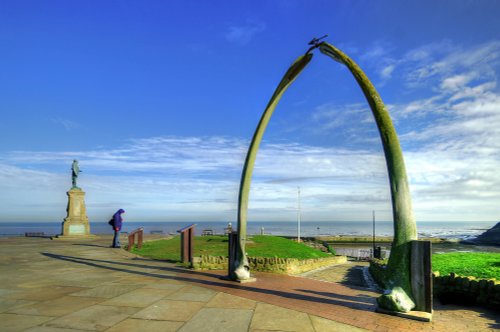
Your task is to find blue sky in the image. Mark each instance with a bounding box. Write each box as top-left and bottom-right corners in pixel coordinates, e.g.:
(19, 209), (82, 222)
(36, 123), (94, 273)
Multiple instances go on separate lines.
(1, 1), (500, 224)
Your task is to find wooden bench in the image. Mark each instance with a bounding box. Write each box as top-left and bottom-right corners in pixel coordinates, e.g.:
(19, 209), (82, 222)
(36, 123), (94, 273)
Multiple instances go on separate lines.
(201, 229), (214, 236)
(25, 232), (45, 237)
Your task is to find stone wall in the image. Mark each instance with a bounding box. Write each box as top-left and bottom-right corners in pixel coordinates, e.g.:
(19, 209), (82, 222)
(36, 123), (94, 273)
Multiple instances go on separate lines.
(433, 272), (500, 310)
(368, 258), (389, 288)
(191, 255), (347, 275)
(191, 255), (228, 270)
(369, 260), (500, 310)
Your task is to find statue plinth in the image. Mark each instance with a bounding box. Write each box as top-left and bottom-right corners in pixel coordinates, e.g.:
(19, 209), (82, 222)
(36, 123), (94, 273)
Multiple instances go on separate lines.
(57, 188), (96, 239)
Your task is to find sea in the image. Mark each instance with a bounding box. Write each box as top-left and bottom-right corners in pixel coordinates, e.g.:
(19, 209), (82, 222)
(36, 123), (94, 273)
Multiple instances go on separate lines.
(0, 220), (495, 241)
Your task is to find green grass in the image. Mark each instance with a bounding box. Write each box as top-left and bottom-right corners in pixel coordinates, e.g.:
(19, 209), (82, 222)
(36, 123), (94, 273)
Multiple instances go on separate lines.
(432, 252), (500, 280)
(247, 235), (329, 259)
(130, 235), (330, 262)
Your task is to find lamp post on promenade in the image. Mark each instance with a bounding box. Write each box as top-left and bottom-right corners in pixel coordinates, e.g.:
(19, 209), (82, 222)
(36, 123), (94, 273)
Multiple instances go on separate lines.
(297, 187), (301, 242)
(372, 210), (376, 258)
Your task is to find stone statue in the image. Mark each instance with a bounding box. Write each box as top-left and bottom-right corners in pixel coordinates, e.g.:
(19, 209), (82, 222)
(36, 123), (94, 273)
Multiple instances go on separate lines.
(71, 160), (82, 188)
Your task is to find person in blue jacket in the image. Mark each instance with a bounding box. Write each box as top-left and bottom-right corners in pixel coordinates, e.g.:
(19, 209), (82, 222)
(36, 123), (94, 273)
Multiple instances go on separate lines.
(111, 209), (125, 248)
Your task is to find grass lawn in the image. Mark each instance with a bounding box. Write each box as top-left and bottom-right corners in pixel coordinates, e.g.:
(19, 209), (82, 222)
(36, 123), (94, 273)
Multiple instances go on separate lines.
(130, 235), (330, 262)
(432, 252), (500, 280)
(247, 235), (329, 259)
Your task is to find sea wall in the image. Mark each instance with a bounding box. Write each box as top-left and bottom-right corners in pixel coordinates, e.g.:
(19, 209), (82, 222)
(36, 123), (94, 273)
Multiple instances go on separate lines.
(192, 255), (347, 274)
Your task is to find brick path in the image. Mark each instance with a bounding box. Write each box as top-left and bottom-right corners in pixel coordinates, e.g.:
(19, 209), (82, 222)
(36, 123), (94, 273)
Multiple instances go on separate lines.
(0, 236), (498, 331)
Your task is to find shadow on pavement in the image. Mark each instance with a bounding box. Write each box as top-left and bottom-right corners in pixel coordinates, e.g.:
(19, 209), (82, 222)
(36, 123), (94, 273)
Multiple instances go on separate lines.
(72, 243), (112, 248)
(295, 289), (374, 305)
(340, 265), (369, 288)
(433, 300), (500, 329)
(41, 252), (376, 312)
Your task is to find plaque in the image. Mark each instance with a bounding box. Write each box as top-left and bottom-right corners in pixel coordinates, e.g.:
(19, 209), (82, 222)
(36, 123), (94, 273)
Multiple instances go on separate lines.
(69, 224), (85, 235)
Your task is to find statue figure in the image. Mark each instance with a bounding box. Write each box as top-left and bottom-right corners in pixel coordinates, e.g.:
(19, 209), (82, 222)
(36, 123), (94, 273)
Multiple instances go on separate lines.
(71, 160), (82, 188)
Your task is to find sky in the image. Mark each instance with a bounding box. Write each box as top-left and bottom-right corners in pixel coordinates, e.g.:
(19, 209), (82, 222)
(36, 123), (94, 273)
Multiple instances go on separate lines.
(1, 0), (500, 224)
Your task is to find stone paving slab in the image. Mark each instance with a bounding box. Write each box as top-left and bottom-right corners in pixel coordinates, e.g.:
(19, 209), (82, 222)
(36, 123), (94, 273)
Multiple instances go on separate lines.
(141, 282), (186, 289)
(165, 285), (217, 302)
(249, 303), (315, 332)
(100, 287), (176, 307)
(5, 286), (85, 301)
(0, 313), (54, 332)
(24, 326), (91, 332)
(6, 296), (103, 317)
(206, 292), (257, 310)
(0, 299), (38, 313)
(105, 318), (183, 332)
(131, 299), (205, 321)
(45, 304), (140, 331)
(0, 289), (22, 296)
(69, 283), (142, 299)
(310, 315), (369, 332)
(178, 307), (254, 332)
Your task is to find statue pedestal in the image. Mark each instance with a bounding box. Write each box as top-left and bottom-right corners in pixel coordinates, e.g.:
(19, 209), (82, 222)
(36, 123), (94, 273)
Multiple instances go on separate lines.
(57, 188), (96, 239)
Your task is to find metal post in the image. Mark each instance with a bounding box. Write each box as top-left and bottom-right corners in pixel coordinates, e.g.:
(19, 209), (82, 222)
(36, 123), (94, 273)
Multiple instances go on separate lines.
(227, 231), (238, 279)
(297, 187), (301, 242)
(188, 227), (194, 263)
(372, 210), (376, 258)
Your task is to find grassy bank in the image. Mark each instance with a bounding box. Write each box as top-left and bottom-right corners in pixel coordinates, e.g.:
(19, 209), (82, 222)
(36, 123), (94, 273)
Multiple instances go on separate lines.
(433, 252), (499, 280)
(130, 235), (330, 262)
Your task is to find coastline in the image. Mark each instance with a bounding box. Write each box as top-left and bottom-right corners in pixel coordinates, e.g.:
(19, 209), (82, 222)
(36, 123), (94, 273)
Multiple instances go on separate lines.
(0, 220), (495, 239)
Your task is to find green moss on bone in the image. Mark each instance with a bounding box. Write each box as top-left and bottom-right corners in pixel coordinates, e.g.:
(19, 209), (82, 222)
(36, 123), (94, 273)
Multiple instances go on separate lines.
(319, 42), (417, 312)
(234, 41), (418, 313)
(233, 54), (313, 280)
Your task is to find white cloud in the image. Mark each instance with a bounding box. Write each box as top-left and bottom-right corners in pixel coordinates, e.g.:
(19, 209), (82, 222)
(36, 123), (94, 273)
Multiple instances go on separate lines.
(380, 64), (396, 80)
(2, 40), (500, 223)
(355, 40), (500, 90)
(0, 135), (394, 222)
(440, 73), (476, 92)
(1, 122), (499, 222)
(51, 118), (80, 131)
(304, 103), (379, 146)
(225, 21), (266, 45)
(295, 40), (500, 221)
(404, 41), (500, 87)
(384, 42), (500, 221)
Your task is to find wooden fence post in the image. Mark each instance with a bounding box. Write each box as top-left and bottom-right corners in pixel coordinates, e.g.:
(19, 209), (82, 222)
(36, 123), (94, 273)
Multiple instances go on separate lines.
(177, 224), (196, 263)
(127, 227), (144, 251)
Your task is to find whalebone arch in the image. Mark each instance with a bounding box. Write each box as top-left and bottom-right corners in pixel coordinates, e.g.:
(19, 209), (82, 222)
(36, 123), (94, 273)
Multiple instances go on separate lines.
(231, 42), (418, 313)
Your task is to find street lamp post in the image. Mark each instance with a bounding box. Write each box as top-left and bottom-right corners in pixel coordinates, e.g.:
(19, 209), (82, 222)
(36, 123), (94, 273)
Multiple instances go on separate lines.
(297, 187), (301, 242)
(372, 210), (376, 258)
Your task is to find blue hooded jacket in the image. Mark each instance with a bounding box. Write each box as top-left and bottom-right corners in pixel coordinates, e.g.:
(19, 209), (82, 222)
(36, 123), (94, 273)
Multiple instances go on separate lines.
(112, 209), (125, 231)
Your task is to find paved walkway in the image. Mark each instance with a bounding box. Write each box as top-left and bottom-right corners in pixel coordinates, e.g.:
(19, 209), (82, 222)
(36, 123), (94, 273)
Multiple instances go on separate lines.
(300, 261), (372, 287)
(0, 236), (498, 332)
